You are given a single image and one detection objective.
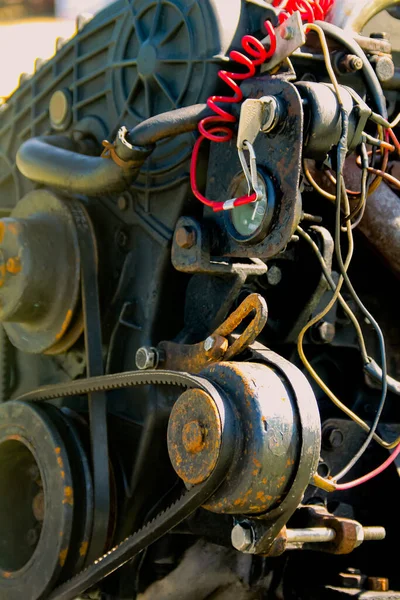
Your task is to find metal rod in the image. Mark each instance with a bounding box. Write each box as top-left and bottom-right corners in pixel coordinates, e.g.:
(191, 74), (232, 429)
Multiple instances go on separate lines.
(286, 527), (336, 543)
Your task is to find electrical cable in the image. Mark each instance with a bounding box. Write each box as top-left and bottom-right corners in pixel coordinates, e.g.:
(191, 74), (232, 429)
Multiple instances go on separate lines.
(297, 225), (368, 362)
(296, 26), (400, 488)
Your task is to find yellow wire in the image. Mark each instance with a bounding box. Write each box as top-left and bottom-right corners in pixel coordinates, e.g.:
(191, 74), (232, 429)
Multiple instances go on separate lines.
(391, 112), (400, 128)
(299, 25), (400, 451)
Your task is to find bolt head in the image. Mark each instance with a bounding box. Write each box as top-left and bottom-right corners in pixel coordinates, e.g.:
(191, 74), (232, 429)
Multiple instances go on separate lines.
(316, 322), (335, 344)
(136, 347), (157, 370)
(323, 427), (344, 450)
(175, 226), (196, 249)
(231, 523), (254, 553)
(204, 336), (215, 352)
(266, 265), (282, 286)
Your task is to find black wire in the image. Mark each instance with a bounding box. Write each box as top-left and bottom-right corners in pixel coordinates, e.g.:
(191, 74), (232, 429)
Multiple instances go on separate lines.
(332, 110), (388, 480)
(315, 21), (388, 120)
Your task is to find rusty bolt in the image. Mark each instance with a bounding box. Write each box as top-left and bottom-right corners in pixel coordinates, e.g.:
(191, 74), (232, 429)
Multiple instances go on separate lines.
(135, 347), (158, 370)
(323, 427), (344, 450)
(175, 226), (196, 249)
(182, 421), (205, 454)
(231, 523), (255, 553)
(204, 336), (215, 352)
(33, 490), (45, 522)
(367, 577), (389, 592)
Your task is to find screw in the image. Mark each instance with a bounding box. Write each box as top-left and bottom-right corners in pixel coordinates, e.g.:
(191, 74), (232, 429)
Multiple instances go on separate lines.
(266, 265), (282, 286)
(204, 336), (215, 352)
(367, 577), (389, 592)
(135, 347), (158, 370)
(175, 226), (196, 249)
(182, 421), (205, 454)
(231, 523), (255, 553)
(323, 427), (344, 450)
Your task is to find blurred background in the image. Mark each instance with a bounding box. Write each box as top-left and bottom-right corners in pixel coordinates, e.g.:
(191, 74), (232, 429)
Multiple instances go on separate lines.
(0, 0), (114, 99)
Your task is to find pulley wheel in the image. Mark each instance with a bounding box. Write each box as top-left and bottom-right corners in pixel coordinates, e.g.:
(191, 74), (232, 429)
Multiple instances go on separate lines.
(0, 401), (93, 600)
(0, 189), (81, 354)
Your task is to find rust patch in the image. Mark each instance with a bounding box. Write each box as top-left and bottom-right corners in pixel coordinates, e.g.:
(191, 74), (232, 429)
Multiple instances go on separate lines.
(79, 541), (89, 557)
(63, 486), (74, 506)
(0, 222), (5, 244)
(253, 458), (262, 468)
(59, 549), (68, 567)
(6, 257), (21, 275)
(2, 571), (12, 579)
(277, 475), (286, 489)
(7, 222), (20, 236)
(56, 309), (73, 341)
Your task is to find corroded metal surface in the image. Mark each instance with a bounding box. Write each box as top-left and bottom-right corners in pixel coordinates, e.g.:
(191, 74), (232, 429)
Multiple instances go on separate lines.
(167, 389), (223, 485)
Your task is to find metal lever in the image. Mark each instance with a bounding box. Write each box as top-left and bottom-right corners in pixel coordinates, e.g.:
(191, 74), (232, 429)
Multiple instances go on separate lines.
(138, 293), (268, 373)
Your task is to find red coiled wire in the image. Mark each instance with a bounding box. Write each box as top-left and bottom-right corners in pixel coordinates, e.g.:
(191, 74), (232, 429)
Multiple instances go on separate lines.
(190, 1), (334, 212)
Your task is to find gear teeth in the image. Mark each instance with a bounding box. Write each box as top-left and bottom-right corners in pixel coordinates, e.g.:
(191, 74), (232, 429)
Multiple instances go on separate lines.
(19, 72), (32, 86)
(55, 37), (67, 52)
(76, 13), (94, 32)
(34, 58), (47, 73)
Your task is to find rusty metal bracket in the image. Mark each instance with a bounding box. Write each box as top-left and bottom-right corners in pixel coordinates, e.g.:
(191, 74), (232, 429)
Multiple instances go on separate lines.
(158, 294), (268, 373)
(172, 216), (268, 277)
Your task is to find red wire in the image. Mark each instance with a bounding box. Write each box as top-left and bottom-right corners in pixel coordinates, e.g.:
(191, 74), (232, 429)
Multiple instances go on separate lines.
(190, 0), (335, 209)
(335, 441), (400, 490)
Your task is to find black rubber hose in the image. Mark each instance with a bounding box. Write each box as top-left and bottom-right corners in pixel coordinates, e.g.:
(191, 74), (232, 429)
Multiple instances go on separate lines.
(315, 21), (388, 119)
(17, 105), (215, 195)
(16, 132), (153, 196)
(127, 103), (213, 146)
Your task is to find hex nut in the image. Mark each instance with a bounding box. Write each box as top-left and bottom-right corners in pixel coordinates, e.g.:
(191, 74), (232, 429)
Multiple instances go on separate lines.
(204, 336), (215, 352)
(231, 523), (254, 553)
(136, 347), (158, 370)
(175, 226), (196, 249)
